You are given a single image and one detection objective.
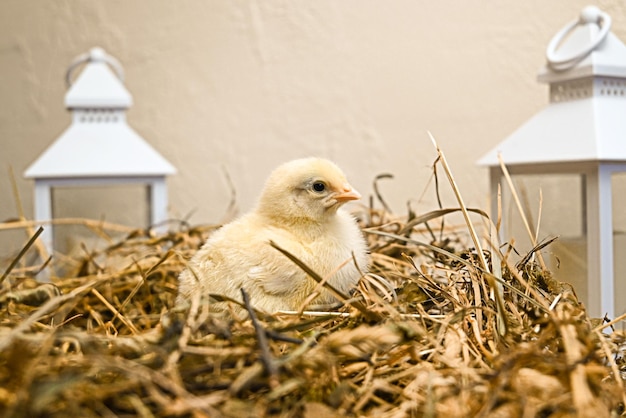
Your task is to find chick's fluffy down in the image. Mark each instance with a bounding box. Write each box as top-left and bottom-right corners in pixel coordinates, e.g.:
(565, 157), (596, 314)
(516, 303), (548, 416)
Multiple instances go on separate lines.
(176, 158), (369, 314)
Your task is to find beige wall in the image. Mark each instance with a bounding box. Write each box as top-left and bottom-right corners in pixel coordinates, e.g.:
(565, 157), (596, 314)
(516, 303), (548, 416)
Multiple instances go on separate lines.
(1, 1), (625, 310)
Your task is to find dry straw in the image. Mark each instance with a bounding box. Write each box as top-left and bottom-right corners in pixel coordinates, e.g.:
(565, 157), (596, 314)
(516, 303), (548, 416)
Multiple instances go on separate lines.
(0, 147), (624, 417)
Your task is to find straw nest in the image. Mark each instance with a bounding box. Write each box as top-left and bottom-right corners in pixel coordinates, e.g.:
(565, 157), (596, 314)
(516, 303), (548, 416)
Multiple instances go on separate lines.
(1, 160), (625, 417)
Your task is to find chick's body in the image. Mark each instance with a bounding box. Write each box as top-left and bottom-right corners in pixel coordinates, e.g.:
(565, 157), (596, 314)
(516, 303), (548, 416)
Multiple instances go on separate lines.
(177, 158), (369, 313)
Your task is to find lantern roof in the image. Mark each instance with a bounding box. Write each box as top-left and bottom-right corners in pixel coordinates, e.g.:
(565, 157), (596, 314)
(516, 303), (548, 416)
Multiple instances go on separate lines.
(24, 47), (175, 179)
(478, 96), (626, 166)
(479, 6), (626, 167)
(24, 122), (176, 178)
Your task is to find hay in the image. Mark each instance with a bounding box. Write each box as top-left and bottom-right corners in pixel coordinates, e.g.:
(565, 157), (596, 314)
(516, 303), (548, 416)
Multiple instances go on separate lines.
(1, 178), (625, 417)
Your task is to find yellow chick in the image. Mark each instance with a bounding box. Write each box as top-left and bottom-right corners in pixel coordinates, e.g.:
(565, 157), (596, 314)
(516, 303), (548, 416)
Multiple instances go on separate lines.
(177, 157), (369, 314)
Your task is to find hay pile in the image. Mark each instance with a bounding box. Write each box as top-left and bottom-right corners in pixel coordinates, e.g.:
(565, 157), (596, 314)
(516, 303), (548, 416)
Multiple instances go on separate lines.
(1, 149), (625, 417)
(1, 206), (624, 418)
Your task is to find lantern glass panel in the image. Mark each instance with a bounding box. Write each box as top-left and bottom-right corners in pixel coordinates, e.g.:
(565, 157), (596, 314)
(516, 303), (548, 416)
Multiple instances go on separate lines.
(498, 172), (626, 316)
(499, 174), (586, 296)
(52, 185), (148, 254)
(500, 174), (584, 242)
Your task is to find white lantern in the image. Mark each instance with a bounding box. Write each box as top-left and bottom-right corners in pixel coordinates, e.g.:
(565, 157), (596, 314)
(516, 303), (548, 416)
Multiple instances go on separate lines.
(479, 6), (626, 319)
(24, 47), (176, 262)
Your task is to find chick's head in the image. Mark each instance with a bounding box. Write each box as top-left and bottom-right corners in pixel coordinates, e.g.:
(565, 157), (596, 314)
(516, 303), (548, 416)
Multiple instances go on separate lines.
(256, 158), (361, 224)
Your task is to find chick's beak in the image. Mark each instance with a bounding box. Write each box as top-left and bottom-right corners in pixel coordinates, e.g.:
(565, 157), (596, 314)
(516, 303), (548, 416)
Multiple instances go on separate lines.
(334, 186), (361, 203)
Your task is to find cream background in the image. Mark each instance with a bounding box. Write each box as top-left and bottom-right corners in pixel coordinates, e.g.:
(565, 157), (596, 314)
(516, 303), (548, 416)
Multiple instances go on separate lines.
(1, 1), (625, 312)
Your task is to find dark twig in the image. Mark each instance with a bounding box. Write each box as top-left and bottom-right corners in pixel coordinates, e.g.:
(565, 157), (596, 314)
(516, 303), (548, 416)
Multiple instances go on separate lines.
(0, 226), (44, 285)
(241, 288), (279, 388)
(265, 329), (304, 345)
(516, 235), (559, 269)
(373, 173), (394, 214)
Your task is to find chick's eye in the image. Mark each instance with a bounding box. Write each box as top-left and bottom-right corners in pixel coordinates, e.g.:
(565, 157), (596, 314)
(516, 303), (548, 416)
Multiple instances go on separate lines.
(312, 182), (326, 193)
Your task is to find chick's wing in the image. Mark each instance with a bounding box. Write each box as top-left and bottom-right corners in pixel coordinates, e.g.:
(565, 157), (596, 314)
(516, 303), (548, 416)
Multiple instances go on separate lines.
(247, 263), (302, 296)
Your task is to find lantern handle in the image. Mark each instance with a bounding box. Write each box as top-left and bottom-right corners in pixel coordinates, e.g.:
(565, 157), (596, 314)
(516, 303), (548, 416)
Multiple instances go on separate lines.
(65, 47), (125, 87)
(546, 6), (611, 72)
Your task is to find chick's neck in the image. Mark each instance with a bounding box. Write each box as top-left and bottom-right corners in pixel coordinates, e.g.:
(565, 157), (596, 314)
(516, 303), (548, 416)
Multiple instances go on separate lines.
(255, 205), (339, 241)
